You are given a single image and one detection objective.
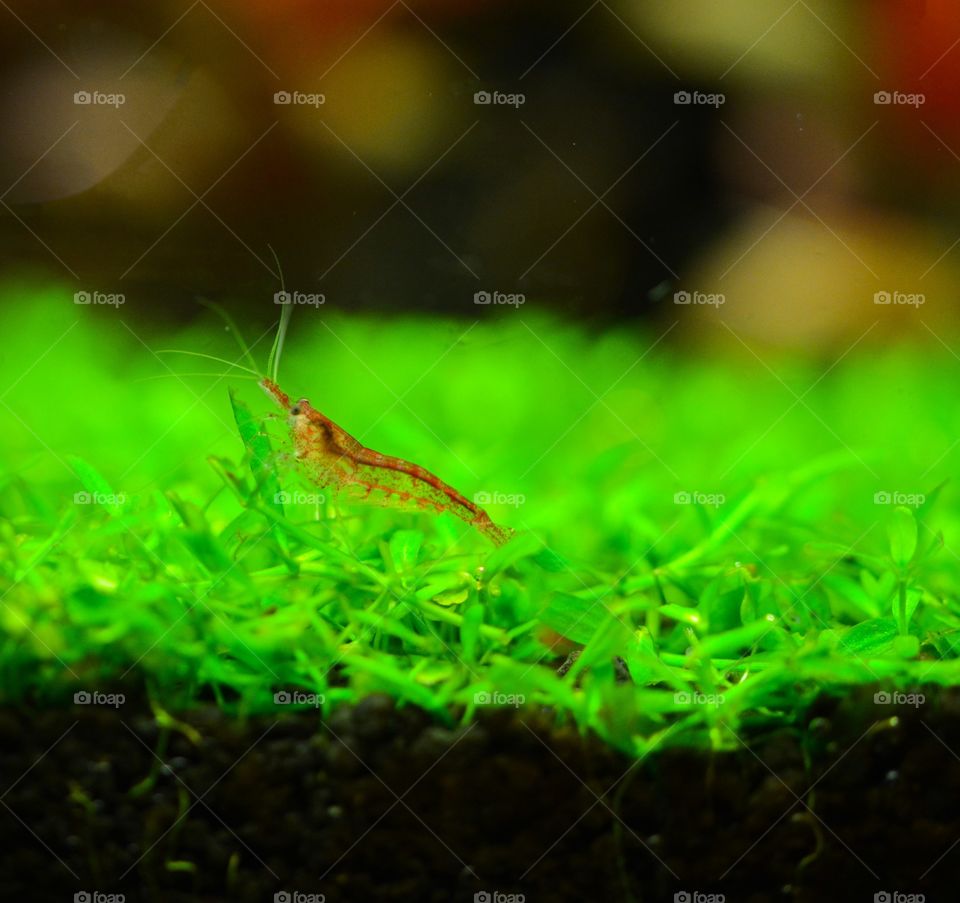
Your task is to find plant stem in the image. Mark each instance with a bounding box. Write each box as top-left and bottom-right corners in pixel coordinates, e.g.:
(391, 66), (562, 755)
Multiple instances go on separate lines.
(897, 578), (908, 636)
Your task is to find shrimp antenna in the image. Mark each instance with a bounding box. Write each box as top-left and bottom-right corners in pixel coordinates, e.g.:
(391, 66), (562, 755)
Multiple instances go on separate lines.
(266, 244), (291, 384)
(197, 297), (262, 376)
(154, 349), (260, 377)
(134, 371), (260, 383)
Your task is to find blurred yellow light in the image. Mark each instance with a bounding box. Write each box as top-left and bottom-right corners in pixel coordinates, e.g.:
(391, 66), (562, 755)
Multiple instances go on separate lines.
(293, 33), (457, 174)
(624, 0), (852, 82)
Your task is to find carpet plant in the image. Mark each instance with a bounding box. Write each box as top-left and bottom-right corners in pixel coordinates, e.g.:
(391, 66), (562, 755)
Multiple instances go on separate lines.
(2, 279), (960, 757)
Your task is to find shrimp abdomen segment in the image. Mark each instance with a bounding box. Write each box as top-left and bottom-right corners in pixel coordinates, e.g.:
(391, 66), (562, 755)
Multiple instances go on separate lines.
(350, 448), (515, 546)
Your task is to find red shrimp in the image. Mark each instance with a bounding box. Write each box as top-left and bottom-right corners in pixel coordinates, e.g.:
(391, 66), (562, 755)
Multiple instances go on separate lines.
(260, 378), (515, 546)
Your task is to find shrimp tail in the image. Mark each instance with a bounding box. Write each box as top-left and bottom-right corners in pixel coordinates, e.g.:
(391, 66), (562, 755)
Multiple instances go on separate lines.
(474, 516), (516, 547)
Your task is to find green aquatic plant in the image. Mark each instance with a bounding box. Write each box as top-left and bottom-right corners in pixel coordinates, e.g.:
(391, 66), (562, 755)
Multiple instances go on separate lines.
(2, 279), (960, 755)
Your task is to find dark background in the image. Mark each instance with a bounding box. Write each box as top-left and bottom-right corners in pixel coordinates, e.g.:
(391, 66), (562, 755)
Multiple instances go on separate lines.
(1, 0), (959, 344)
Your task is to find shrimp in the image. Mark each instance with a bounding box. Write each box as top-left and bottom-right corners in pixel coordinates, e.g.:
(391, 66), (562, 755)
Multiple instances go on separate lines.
(157, 251), (514, 546)
(260, 377), (515, 547)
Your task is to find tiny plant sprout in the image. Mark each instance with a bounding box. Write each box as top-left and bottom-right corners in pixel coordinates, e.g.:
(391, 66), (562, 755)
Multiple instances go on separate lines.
(888, 505), (919, 636)
(887, 505), (918, 569)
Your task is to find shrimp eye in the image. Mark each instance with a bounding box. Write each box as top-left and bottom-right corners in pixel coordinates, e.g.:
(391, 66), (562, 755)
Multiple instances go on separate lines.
(290, 405), (301, 416)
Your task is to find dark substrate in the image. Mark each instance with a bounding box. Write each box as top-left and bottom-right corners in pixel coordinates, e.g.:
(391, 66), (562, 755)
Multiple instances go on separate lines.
(1, 684), (958, 902)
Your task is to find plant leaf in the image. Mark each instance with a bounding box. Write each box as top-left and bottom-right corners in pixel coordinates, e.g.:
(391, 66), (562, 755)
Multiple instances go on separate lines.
(389, 529), (423, 573)
(838, 617), (898, 656)
(887, 506), (917, 568)
(540, 592), (611, 645)
(67, 455), (125, 516)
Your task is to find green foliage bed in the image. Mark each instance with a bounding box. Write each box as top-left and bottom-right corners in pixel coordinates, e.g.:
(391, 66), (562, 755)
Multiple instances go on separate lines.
(2, 280), (959, 755)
